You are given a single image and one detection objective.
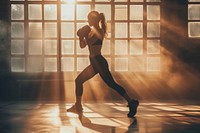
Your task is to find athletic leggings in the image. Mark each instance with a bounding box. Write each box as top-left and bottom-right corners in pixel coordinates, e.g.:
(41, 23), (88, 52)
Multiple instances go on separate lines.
(75, 55), (126, 96)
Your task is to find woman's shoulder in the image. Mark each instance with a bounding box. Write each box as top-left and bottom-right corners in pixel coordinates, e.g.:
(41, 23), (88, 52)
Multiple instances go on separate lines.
(90, 27), (104, 40)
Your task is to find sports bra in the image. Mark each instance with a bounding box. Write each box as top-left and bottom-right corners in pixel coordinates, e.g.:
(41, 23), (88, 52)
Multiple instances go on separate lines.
(93, 39), (103, 46)
(77, 25), (104, 57)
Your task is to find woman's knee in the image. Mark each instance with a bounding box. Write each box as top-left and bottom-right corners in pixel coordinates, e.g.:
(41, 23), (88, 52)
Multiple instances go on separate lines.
(106, 80), (117, 88)
(75, 77), (83, 85)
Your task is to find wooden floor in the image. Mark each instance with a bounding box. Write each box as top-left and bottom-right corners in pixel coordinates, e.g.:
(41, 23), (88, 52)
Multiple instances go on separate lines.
(0, 101), (200, 133)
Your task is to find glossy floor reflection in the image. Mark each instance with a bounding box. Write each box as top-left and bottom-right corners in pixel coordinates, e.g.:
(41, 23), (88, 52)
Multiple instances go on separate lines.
(0, 101), (200, 133)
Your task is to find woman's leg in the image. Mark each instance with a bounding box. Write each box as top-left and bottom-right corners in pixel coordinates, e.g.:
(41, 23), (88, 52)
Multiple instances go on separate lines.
(99, 67), (132, 102)
(97, 62), (139, 117)
(67, 64), (97, 113)
(92, 57), (132, 102)
(75, 64), (97, 105)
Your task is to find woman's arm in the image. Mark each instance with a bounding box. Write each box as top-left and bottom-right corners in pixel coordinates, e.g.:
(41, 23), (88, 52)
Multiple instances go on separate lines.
(77, 25), (91, 38)
(77, 25), (90, 48)
(79, 37), (87, 48)
(87, 28), (104, 45)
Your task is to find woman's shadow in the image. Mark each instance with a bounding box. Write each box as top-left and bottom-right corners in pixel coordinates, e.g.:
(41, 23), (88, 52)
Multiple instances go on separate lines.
(77, 112), (138, 133)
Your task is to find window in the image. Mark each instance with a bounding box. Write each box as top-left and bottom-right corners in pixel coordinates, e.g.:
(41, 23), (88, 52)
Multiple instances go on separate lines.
(188, 0), (200, 38)
(10, 0), (161, 73)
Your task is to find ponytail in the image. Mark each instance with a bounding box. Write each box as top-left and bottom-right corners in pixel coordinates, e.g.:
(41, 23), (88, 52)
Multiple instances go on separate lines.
(99, 13), (107, 37)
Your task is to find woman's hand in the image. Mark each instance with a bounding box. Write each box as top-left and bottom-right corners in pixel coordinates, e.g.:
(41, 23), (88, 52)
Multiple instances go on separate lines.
(77, 25), (91, 38)
(79, 37), (87, 48)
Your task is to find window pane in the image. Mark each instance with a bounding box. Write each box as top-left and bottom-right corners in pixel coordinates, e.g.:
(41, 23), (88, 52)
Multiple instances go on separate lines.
(189, 22), (200, 37)
(77, 5), (90, 20)
(61, 23), (74, 38)
(115, 58), (128, 71)
(115, 5), (127, 20)
(62, 40), (74, 55)
(44, 40), (57, 55)
(44, 58), (57, 72)
(95, 5), (111, 20)
(189, 0), (200, 2)
(130, 5), (143, 20)
(76, 40), (89, 55)
(188, 5), (200, 20)
(11, 4), (24, 20)
(76, 22), (88, 29)
(147, 40), (160, 54)
(115, 40), (128, 55)
(29, 22), (42, 37)
(61, 4), (74, 20)
(77, 58), (90, 71)
(44, 4), (57, 20)
(11, 22), (24, 38)
(44, 23), (57, 38)
(147, 57), (160, 72)
(61, 57), (74, 71)
(130, 40), (143, 55)
(29, 40), (42, 55)
(27, 57), (43, 72)
(28, 4), (42, 20)
(129, 57), (145, 72)
(130, 23), (143, 38)
(147, 22), (160, 38)
(147, 5), (160, 20)
(11, 40), (24, 55)
(115, 23), (127, 38)
(11, 57), (25, 72)
(102, 40), (111, 55)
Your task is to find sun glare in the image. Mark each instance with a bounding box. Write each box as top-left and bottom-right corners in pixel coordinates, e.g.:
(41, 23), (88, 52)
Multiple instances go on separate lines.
(61, 0), (75, 4)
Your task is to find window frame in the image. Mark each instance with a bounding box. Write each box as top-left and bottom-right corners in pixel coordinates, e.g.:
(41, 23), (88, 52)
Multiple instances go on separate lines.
(188, 0), (200, 38)
(9, 0), (161, 76)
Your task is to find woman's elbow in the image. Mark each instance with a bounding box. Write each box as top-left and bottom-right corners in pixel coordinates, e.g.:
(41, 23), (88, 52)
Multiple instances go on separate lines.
(77, 30), (81, 37)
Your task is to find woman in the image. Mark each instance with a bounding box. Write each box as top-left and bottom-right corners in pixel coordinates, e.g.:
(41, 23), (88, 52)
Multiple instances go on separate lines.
(67, 11), (139, 117)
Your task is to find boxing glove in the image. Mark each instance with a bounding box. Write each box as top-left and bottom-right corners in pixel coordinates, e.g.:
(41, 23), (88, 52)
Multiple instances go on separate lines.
(77, 25), (91, 38)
